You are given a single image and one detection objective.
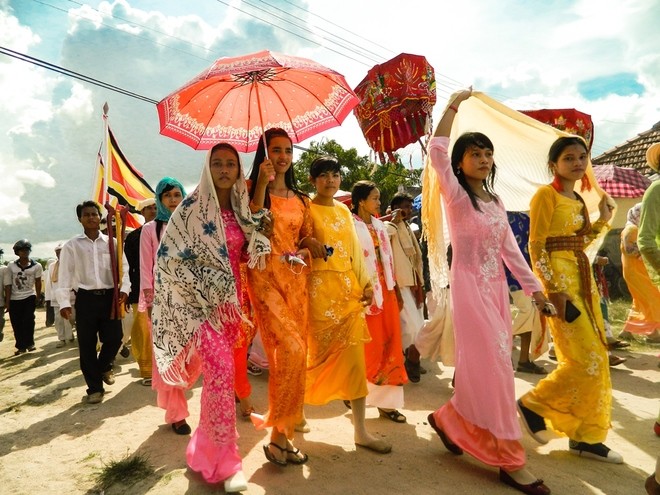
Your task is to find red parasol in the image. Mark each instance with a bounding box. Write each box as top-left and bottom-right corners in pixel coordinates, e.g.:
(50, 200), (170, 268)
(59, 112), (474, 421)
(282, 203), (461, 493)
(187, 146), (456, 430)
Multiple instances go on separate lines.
(593, 164), (652, 198)
(157, 50), (359, 152)
(353, 53), (436, 164)
(520, 108), (594, 149)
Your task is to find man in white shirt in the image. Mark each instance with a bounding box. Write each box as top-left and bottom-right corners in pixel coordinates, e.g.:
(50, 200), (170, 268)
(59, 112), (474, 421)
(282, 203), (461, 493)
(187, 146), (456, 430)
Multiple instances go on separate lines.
(46, 244), (75, 347)
(4, 239), (42, 355)
(56, 201), (130, 404)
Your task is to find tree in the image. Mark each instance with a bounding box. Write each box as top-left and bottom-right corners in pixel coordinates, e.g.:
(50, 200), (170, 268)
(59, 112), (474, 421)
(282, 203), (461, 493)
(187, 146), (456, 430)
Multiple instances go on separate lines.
(293, 140), (421, 214)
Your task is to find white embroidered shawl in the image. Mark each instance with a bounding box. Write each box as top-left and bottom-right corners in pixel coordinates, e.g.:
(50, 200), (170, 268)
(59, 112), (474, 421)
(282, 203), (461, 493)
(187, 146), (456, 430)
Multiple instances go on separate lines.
(152, 150), (271, 385)
(353, 214), (396, 315)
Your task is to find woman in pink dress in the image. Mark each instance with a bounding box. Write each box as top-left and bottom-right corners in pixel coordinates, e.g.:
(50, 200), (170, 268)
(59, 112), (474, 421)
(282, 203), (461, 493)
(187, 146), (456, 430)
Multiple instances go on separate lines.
(140, 176), (196, 435)
(426, 90), (552, 495)
(152, 143), (270, 492)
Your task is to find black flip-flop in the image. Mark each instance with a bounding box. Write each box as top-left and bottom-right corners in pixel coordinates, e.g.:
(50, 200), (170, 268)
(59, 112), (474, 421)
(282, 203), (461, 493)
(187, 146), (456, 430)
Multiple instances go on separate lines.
(263, 443), (287, 466)
(378, 408), (407, 423)
(286, 447), (309, 465)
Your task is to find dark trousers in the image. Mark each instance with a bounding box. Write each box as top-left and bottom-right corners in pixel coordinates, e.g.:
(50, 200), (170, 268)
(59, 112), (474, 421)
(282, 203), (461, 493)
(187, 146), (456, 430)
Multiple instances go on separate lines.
(75, 290), (122, 395)
(45, 301), (55, 327)
(8, 295), (36, 350)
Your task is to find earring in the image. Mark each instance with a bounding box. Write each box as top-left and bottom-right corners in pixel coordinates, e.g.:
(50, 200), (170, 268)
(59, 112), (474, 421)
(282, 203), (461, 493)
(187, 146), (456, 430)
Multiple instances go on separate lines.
(456, 168), (462, 175)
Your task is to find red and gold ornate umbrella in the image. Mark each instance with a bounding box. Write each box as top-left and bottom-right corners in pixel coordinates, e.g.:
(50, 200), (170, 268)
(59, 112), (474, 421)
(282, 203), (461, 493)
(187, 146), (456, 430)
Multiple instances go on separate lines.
(519, 108), (594, 149)
(157, 50), (359, 152)
(353, 53), (436, 164)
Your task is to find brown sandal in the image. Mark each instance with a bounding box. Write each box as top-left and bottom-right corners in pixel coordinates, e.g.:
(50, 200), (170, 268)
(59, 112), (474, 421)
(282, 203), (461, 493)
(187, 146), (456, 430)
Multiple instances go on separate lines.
(240, 406), (255, 419)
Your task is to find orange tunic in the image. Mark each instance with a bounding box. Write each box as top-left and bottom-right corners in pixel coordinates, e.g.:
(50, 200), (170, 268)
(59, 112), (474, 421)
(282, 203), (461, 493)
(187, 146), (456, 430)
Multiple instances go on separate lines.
(364, 226), (408, 387)
(246, 194), (312, 437)
(621, 224), (660, 335)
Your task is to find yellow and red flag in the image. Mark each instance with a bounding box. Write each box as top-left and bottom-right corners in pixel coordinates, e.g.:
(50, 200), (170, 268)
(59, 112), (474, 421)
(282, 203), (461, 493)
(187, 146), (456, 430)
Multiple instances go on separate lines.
(92, 126), (154, 229)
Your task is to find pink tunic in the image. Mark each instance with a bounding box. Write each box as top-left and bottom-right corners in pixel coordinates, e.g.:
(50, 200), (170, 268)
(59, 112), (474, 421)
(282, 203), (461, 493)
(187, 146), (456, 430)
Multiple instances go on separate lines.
(139, 221), (156, 308)
(428, 136), (542, 470)
(187, 209), (245, 483)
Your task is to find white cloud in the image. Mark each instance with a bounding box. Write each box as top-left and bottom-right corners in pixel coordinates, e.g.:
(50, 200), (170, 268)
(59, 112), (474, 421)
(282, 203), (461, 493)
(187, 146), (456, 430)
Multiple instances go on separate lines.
(0, 155), (56, 225)
(14, 168), (56, 188)
(58, 82), (94, 125)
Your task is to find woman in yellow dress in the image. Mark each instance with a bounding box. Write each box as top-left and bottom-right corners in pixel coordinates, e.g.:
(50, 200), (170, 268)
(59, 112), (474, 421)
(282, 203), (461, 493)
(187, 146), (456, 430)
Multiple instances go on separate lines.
(304, 156), (391, 454)
(620, 203), (660, 342)
(517, 136), (623, 464)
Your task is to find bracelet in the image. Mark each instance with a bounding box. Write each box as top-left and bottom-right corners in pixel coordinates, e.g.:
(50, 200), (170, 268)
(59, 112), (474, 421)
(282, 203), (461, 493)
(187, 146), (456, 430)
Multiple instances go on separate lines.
(448, 104), (459, 113)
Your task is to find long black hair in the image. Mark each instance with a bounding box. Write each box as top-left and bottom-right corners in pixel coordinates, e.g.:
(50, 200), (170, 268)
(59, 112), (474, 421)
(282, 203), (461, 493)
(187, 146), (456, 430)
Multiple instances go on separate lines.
(247, 128), (307, 209)
(450, 132), (499, 211)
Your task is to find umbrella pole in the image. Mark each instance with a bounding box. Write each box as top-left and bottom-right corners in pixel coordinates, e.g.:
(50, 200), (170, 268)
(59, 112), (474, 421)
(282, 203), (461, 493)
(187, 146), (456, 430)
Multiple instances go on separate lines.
(253, 82), (274, 181)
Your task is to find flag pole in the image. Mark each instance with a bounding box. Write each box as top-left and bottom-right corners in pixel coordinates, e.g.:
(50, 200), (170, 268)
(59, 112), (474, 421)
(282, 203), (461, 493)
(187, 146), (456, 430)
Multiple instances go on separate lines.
(102, 102), (110, 204)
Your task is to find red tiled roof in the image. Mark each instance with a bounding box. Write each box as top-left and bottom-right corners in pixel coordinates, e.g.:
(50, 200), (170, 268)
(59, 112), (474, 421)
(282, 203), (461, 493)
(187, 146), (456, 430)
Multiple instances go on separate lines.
(592, 121), (660, 176)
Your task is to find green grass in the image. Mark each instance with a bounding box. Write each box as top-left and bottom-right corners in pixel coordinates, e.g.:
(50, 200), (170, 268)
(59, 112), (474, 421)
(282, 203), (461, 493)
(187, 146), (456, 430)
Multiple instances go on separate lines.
(93, 452), (154, 491)
(607, 298), (631, 335)
(607, 297), (658, 351)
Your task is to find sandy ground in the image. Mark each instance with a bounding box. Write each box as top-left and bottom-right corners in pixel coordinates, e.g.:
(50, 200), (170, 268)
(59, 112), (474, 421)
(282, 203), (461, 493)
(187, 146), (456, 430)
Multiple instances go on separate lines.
(0, 308), (658, 495)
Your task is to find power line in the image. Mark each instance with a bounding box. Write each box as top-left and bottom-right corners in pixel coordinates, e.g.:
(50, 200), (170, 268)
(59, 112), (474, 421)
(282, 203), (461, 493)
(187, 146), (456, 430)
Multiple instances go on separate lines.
(33, 0), (216, 63)
(276, 0), (396, 57)
(250, 0), (392, 63)
(0, 46), (159, 104)
(214, 0), (376, 67)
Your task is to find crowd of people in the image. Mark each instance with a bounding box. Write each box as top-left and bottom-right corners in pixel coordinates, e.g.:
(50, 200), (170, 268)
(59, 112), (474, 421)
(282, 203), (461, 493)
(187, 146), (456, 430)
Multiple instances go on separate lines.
(2, 91), (660, 494)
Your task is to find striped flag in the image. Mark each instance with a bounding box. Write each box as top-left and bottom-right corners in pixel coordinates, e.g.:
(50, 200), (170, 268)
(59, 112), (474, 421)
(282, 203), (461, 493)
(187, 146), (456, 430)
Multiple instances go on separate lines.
(92, 126), (154, 229)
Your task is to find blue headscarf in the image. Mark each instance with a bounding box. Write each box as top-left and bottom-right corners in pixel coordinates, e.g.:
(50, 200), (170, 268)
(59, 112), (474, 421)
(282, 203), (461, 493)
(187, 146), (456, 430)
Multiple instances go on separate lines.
(155, 176), (186, 222)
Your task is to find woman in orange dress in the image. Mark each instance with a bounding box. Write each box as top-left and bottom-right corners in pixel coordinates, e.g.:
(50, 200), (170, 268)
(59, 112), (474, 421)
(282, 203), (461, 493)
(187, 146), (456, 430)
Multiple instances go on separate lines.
(620, 202), (660, 341)
(351, 181), (408, 423)
(246, 128), (325, 466)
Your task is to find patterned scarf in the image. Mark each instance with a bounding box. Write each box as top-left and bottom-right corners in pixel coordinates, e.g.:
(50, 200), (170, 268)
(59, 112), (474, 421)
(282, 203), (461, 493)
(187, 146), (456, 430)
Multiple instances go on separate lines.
(152, 151), (271, 385)
(353, 214), (396, 315)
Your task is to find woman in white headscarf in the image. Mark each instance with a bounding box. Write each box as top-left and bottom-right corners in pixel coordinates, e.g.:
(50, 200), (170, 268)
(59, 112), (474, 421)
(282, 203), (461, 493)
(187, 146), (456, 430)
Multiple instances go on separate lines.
(152, 142), (270, 493)
(620, 202), (660, 342)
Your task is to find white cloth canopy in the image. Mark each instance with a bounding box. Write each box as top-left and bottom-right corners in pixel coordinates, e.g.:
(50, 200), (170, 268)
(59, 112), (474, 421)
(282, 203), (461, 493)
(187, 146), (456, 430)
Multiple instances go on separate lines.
(422, 91), (609, 292)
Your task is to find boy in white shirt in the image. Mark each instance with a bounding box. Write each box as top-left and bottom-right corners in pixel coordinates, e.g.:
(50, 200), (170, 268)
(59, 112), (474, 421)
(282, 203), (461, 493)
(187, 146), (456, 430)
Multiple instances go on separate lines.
(4, 239), (42, 355)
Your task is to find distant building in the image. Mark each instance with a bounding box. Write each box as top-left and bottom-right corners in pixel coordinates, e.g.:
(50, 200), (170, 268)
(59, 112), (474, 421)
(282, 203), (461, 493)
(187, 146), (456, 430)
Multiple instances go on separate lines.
(593, 121), (660, 180)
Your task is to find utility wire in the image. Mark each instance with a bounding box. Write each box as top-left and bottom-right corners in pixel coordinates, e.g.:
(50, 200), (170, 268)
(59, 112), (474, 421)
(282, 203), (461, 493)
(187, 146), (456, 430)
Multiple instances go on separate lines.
(0, 46), (159, 104)
(250, 0), (392, 62)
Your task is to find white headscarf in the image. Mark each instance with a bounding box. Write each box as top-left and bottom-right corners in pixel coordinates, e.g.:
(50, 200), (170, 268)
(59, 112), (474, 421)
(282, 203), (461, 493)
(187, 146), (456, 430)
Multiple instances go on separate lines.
(152, 145), (270, 385)
(626, 202), (642, 227)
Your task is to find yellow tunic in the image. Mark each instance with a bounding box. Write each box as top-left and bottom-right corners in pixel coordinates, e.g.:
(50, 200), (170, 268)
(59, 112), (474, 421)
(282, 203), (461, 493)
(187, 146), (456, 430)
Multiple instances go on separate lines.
(521, 185), (611, 444)
(305, 200), (371, 405)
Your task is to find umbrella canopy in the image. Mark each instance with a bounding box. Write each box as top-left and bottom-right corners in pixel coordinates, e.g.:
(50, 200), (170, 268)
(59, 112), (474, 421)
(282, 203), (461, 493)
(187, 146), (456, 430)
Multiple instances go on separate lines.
(593, 164), (652, 198)
(519, 108), (594, 148)
(353, 53), (436, 164)
(157, 50), (359, 152)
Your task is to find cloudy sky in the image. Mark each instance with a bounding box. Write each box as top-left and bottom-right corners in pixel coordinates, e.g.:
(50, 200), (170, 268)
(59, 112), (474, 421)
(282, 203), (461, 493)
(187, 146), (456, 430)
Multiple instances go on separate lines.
(1, 0), (659, 260)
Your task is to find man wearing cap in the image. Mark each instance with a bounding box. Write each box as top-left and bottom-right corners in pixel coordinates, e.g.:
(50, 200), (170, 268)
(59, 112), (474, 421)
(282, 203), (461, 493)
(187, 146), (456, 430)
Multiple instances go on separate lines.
(56, 200), (130, 404)
(46, 244), (75, 347)
(122, 198), (156, 384)
(3, 239), (42, 355)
